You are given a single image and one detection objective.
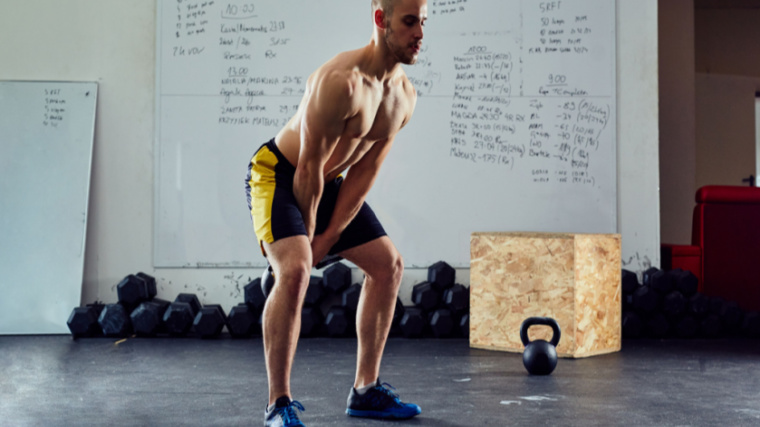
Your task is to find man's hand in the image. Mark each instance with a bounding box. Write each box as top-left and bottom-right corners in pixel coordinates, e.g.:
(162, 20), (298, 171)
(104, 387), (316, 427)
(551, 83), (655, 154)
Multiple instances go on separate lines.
(311, 230), (340, 268)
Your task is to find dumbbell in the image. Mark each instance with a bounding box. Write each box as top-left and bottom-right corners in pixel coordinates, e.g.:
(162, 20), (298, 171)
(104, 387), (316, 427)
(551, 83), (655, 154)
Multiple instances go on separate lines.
(261, 255), (345, 297)
(412, 282), (440, 312)
(341, 283), (362, 313)
(227, 303), (260, 337)
(621, 269), (639, 294)
(300, 306), (324, 337)
(305, 276), (326, 307)
(632, 285), (660, 313)
(193, 304), (228, 339)
(429, 308), (454, 338)
(117, 272), (157, 309)
(671, 269), (698, 297)
(428, 261), (456, 291)
(130, 298), (170, 336)
(163, 293), (201, 336)
(662, 291), (686, 320)
(442, 284), (469, 314)
(646, 313), (670, 338)
(98, 303), (132, 337)
(67, 305), (104, 338)
(324, 305), (354, 337)
(622, 311), (643, 338)
(399, 307), (425, 338)
(390, 297), (406, 336)
(244, 278), (267, 313)
(458, 313), (469, 338)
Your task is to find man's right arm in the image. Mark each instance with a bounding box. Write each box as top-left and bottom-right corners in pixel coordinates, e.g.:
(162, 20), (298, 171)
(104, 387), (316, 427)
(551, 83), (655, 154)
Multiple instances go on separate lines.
(293, 71), (356, 240)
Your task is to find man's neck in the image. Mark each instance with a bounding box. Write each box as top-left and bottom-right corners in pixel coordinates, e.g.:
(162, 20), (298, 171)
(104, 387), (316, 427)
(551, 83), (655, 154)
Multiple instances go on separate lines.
(361, 39), (402, 83)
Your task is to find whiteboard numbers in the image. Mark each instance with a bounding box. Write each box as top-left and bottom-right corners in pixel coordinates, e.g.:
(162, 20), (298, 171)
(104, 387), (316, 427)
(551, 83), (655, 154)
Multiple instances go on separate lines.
(548, 74), (566, 85)
(225, 3), (255, 16)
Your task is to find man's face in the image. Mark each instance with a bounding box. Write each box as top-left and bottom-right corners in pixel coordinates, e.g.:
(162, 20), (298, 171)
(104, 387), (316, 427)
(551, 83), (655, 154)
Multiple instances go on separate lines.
(384, 0), (427, 65)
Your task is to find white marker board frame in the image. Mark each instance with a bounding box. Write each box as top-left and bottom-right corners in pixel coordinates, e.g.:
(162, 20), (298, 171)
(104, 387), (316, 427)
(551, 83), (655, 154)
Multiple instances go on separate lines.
(0, 80), (97, 335)
(155, 0), (616, 268)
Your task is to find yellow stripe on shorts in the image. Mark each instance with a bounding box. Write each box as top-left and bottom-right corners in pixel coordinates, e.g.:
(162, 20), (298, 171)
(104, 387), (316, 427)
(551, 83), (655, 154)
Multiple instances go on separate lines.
(248, 147), (278, 246)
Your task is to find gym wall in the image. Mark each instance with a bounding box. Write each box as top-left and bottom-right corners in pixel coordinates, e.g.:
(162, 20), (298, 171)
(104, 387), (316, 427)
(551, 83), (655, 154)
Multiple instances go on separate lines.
(0, 0), (659, 311)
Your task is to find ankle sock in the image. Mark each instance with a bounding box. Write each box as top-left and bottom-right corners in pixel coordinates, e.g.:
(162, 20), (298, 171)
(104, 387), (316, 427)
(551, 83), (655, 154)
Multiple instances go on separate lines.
(355, 380), (378, 395)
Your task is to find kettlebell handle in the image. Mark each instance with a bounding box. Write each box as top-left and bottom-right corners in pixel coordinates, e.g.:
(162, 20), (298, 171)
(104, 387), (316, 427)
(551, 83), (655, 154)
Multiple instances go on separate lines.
(520, 317), (561, 347)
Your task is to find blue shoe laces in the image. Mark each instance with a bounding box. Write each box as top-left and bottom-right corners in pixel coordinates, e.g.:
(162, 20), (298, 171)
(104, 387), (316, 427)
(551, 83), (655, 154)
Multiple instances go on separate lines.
(273, 400), (305, 425)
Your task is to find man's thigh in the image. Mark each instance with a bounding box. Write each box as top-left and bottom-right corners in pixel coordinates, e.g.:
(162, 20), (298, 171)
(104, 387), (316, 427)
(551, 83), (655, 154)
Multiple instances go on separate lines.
(337, 236), (399, 275)
(263, 235), (312, 275)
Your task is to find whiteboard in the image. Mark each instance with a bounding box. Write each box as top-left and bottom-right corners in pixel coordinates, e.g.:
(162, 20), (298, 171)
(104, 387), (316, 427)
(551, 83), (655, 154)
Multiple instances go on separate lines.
(0, 81), (97, 334)
(155, 0), (616, 268)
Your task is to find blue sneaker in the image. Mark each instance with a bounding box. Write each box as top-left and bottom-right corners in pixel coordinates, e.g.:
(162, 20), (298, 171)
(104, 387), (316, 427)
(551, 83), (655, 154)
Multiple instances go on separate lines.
(265, 396), (305, 427)
(346, 380), (421, 419)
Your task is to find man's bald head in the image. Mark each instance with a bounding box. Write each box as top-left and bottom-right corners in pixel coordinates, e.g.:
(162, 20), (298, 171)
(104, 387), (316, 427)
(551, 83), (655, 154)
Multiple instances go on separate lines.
(372, 0), (397, 22)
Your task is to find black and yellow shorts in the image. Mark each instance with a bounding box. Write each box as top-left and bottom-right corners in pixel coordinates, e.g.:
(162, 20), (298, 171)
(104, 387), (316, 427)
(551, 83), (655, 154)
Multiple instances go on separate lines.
(245, 139), (387, 256)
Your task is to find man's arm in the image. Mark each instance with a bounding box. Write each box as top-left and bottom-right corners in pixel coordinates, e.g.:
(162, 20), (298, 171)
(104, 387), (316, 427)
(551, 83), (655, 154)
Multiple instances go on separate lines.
(311, 135), (396, 260)
(293, 71), (356, 240)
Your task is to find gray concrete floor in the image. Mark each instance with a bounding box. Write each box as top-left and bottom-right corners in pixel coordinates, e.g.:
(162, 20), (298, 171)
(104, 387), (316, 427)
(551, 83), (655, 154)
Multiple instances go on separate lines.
(2, 336), (760, 426)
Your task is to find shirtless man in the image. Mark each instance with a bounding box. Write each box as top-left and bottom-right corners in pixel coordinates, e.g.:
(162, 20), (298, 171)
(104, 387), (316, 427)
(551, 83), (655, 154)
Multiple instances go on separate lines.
(244, 0), (427, 425)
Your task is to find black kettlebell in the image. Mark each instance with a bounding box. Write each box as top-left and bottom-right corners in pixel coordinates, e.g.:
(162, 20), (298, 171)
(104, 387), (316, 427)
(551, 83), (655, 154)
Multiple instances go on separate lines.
(261, 264), (276, 297)
(520, 317), (561, 376)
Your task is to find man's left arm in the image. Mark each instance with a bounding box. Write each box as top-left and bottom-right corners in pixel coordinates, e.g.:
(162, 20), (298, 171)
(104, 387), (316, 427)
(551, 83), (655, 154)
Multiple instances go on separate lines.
(310, 136), (395, 264)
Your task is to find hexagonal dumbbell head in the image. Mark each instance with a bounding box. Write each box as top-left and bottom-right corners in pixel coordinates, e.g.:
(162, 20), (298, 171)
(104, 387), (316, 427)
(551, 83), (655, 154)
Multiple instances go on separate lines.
(322, 263), (351, 294)
(400, 307), (425, 338)
(300, 306), (324, 337)
(688, 293), (710, 318)
(324, 306), (351, 337)
(649, 270), (674, 294)
(304, 276), (325, 307)
(427, 261), (455, 291)
(193, 305), (227, 339)
(130, 300), (169, 336)
(244, 278), (267, 312)
(671, 269), (698, 297)
(136, 272), (158, 299)
(117, 274), (150, 308)
(392, 297), (405, 328)
(458, 313), (469, 338)
(443, 284), (469, 314)
(227, 303), (259, 337)
(174, 293), (201, 317)
(621, 269), (639, 294)
(341, 283), (362, 313)
(646, 313), (670, 338)
(67, 306), (101, 338)
(622, 311), (643, 338)
(429, 308), (454, 338)
(633, 285), (659, 313)
(662, 291), (686, 319)
(98, 303), (132, 337)
(412, 282), (440, 312)
(642, 267), (660, 287)
(163, 302), (195, 335)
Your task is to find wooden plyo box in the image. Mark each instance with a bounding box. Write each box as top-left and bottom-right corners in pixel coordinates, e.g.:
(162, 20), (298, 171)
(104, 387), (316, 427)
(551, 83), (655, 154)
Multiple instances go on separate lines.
(470, 232), (622, 358)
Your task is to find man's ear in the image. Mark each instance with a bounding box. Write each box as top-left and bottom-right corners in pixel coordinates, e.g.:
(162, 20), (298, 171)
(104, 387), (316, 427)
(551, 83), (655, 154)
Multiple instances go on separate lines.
(374, 9), (385, 29)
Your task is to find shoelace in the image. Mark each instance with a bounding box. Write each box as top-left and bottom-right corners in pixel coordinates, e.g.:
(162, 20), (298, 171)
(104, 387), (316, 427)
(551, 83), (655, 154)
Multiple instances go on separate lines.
(375, 382), (401, 402)
(275, 400), (305, 425)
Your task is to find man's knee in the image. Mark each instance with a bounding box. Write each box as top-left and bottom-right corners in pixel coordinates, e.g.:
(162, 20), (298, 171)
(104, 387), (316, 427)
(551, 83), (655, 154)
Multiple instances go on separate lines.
(368, 251), (404, 289)
(275, 262), (311, 300)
